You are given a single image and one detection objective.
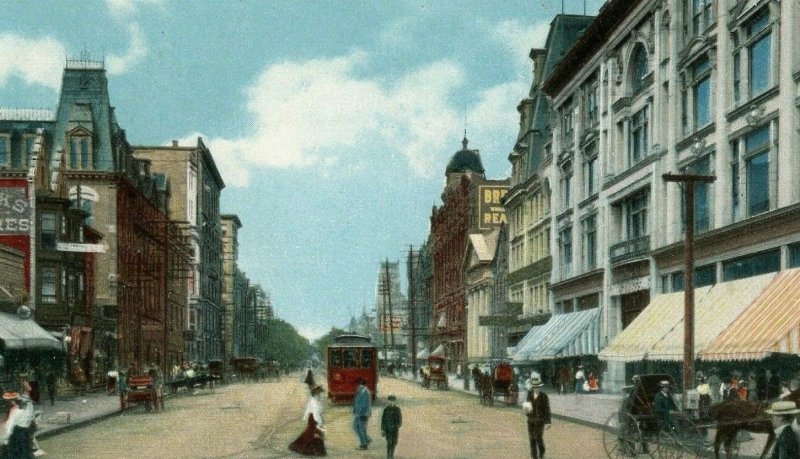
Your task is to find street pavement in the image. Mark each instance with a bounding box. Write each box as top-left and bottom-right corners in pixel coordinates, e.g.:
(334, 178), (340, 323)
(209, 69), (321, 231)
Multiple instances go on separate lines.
(33, 390), (121, 439)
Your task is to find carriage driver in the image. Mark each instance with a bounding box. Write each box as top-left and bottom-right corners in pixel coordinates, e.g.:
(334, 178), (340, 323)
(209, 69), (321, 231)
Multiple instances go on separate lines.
(654, 380), (678, 430)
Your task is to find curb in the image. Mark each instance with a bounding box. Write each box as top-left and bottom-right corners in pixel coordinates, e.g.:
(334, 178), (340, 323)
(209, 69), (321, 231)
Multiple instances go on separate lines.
(37, 409), (122, 441)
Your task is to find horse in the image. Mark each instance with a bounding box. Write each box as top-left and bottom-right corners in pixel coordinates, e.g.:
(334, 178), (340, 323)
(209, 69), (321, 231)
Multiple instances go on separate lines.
(710, 388), (800, 459)
(478, 373), (494, 406)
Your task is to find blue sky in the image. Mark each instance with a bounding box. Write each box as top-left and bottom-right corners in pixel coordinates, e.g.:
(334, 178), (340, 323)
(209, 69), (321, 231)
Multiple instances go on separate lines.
(0, 0), (604, 340)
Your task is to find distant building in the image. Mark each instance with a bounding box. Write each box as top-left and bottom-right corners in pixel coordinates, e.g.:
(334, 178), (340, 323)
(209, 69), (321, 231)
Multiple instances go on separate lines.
(220, 214), (242, 370)
(374, 260), (407, 361)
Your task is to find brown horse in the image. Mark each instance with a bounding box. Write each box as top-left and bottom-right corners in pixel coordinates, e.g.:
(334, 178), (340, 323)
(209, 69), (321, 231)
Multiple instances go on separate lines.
(711, 389), (800, 459)
(478, 374), (493, 405)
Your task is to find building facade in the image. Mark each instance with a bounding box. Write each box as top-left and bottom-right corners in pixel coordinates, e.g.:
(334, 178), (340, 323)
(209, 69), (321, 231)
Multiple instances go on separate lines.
(220, 214), (242, 371)
(543, 0), (800, 389)
(375, 260), (407, 361)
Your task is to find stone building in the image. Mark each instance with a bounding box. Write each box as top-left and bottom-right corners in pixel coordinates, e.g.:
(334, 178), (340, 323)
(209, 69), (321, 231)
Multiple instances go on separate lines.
(542, 0), (800, 390)
(464, 227), (500, 364)
(220, 214), (242, 371)
(375, 260), (407, 362)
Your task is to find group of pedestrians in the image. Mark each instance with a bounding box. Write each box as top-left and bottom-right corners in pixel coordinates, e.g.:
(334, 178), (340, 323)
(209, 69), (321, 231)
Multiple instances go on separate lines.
(290, 371), (403, 458)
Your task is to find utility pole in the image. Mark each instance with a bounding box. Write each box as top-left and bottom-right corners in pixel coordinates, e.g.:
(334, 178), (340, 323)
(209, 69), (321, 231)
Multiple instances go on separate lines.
(385, 259), (396, 352)
(407, 246), (417, 379)
(663, 172), (715, 406)
(379, 270), (388, 371)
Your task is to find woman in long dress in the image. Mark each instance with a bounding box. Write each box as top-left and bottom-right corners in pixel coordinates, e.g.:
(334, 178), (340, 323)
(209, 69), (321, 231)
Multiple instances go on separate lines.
(289, 385), (326, 456)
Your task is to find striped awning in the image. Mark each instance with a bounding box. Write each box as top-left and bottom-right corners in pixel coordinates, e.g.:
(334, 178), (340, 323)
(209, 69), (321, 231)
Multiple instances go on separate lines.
(599, 273), (776, 362)
(701, 269), (800, 361)
(510, 324), (545, 363)
(514, 308), (601, 362)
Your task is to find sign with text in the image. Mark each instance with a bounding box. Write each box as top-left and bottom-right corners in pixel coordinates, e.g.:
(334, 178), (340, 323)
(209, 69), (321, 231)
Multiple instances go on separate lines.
(0, 187), (29, 234)
(478, 185), (508, 230)
(56, 242), (107, 253)
(380, 315), (403, 333)
(478, 315), (515, 326)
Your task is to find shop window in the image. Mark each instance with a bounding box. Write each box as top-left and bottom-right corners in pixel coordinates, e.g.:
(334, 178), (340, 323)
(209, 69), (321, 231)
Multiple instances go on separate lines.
(789, 244), (800, 269)
(41, 212), (57, 249)
(629, 106), (649, 165)
(722, 249), (780, 281)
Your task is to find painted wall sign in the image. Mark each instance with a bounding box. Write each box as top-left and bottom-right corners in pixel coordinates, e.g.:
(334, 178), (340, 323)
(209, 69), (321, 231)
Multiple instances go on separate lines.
(0, 187), (30, 234)
(56, 242), (107, 253)
(477, 185), (508, 230)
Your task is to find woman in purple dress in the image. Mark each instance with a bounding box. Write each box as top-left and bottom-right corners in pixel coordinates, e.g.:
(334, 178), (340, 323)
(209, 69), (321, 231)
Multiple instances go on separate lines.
(289, 385), (326, 456)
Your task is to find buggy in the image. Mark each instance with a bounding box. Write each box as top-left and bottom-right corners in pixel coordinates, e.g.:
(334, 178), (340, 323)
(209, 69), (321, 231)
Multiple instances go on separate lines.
(602, 374), (708, 459)
(478, 362), (519, 406)
(122, 374), (163, 412)
(421, 355), (448, 390)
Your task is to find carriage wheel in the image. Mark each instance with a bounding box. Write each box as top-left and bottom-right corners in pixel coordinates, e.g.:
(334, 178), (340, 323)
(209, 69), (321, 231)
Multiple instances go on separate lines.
(602, 412), (651, 458)
(655, 414), (707, 459)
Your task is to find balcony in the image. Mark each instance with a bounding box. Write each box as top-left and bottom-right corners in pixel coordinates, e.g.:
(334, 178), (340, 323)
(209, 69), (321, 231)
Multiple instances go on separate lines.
(609, 235), (650, 265)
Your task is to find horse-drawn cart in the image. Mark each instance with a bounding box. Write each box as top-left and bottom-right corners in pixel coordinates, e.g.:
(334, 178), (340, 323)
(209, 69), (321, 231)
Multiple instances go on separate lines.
(602, 374), (707, 459)
(479, 362), (518, 406)
(232, 357), (261, 382)
(421, 355), (448, 390)
(122, 375), (163, 412)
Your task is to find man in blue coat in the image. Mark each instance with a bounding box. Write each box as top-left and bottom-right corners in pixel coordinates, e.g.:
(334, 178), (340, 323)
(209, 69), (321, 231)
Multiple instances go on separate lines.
(353, 377), (372, 449)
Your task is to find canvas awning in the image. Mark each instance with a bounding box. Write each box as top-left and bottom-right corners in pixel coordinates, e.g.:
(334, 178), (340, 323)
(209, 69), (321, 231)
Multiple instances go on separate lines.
(513, 308), (601, 362)
(0, 312), (63, 352)
(599, 273), (776, 362)
(431, 344), (446, 357)
(702, 269), (800, 361)
(511, 324), (545, 363)
(416, 348), (429, 360)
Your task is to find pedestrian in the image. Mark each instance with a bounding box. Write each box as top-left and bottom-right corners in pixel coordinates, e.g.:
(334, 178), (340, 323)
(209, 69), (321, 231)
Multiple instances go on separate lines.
(472, 365), (481, 391)
(756, 369), (768, 401)
(456, 363), (462, 380)
(304, 369), (315, 390)
(696, 376), (711, 420)
(764, 400), (800, 458)
(654, 380), (678, 430)
(707, 368), (721, 404)
(0, 392), (34, 459)
(574, 365), (585, 394)
(768, 370), (782, 400)
(381, 395), (402, 459)
(352, 377), (372, 450)
(587, 372), (600, 393)
(557, 366), (570, 394)
(118, 369), (128, 409)
(523, 377), (551, 459)
(288, 385), (326, 456)
(45, 371), (56, 407)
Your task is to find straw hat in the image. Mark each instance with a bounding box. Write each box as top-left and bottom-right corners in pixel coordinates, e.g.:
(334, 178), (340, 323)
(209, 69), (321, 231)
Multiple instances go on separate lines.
(1, 392), (19, 400)
(529, 377), (544, 388)
(765, 400), (800, 416)
(659, 380), (671, 388)
(387, 395), (397, 401)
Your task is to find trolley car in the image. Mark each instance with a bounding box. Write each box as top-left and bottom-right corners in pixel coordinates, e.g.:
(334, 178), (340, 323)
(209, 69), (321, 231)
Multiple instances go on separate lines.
(326, 334), (378, 403)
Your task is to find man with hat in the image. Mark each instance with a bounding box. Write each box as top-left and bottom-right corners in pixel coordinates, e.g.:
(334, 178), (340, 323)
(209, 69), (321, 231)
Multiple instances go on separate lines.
(764, 400), (800, 458)
(381, 395), (402, 458)
(352, 377), (372, 450)
(654, 380), (678, 430)
(523, 377), (551, 459)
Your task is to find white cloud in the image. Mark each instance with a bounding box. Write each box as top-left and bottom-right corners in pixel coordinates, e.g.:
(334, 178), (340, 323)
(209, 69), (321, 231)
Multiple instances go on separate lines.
(105, 0), (163, 18)
(297, 324), (331, 342)
(106, 24), (148, 75)
(490, 19), (551, 81)
(0, 33), (65, 90)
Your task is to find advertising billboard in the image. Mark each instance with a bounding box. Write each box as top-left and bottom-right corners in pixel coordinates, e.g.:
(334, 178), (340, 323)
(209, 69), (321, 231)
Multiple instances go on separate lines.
(0, 186), (30, 234)
(478, 185), (508, 230)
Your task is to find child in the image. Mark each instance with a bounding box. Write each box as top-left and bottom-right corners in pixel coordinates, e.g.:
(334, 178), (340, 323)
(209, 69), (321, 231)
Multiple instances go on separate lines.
(381, 395), (402, 459)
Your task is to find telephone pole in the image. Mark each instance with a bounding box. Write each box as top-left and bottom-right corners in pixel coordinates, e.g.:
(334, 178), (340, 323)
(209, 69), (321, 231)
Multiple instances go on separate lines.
(407, 245), (417, 379)
(385, 259), (396, 352)
(663, 172), (716, 405)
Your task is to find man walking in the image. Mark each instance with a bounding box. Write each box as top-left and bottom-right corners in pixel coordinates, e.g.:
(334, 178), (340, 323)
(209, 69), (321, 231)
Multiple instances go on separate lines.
(381, 394), (402, 458)
(523, 377), (551, 459)
(353, 377), (372, 450)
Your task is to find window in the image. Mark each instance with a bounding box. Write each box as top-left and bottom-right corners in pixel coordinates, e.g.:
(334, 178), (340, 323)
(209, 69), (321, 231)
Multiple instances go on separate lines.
(731, 158), (740, 220)
(41, 212), (57, 249)
(630, 106), (649, 164)
(561, 162), (572, 210)
(24, 136), (35, 167)
(584, 142), (598, 196)
(681, 156), (711, 233)
(732, 33), (741, 103)
(688, 0), (714, 35)
(41, 267), (57, 303)
(747, 10), (772, 96)
(584, 82), (599, 126)
(69, 136), (92, 169)
(789, 243), (800, 268)
(559, 227), (572, 276)
(583, 215), (597, 271)
(577, 294), (598, 311)
(722, 249), (780, 281)
(626, 191), (648, 239)
(343, 349), (357, 368)
(692, 58), (711, 128)
(360, 349), (373, 369)
(630, 45), (649, 94)
(669, 264), (716, 292)
(0, 136), (8, 167)
(329, 349), (342, 369)
(561, 103), (574, 144)
(745, 126), (770, 216)
(81, 200), (94, 226)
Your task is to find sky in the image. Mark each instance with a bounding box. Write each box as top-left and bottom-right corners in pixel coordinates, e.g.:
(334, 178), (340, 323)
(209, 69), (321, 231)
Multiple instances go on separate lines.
(0, 0), (605, 341)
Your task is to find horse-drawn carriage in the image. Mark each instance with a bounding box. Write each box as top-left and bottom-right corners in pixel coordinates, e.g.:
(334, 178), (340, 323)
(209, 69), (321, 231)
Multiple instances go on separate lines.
(602, 374), (708, 459)
(421, 355), (448, 390)
(262, 360), (281, 381)
(122, 374), (164, 412)
(232, 357), (261, 382)
(478, 361), (519, 406)
(165, 364), (220, 394)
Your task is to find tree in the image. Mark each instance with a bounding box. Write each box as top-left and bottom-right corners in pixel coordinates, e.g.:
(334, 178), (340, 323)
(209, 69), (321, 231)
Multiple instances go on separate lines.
(255, 318), (310, 371)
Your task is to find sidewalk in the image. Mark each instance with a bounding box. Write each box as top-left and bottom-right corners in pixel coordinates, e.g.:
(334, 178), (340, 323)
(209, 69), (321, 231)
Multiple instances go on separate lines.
(34, 390), (121, 440)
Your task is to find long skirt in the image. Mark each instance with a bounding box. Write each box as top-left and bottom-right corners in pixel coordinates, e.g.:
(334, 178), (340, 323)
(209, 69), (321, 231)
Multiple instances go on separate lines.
(1, 426), (33, 459)
(288, 416), (326, 456)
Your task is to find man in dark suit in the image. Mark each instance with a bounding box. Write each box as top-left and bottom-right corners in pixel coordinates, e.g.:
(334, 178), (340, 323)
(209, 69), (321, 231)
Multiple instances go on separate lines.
(653, 380), (678, 430)
(765, 400), (800, 459)
(524, 377), (551, 459)
(381, 394), (402, 458)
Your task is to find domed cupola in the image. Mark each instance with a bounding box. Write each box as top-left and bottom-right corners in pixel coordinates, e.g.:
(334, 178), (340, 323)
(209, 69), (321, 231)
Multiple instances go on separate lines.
(445, 135), (485, 175)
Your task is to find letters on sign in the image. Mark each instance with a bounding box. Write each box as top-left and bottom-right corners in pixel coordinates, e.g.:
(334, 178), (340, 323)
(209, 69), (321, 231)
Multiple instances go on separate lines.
(478, 185), (508, 230)
(0, 187), (30, 235)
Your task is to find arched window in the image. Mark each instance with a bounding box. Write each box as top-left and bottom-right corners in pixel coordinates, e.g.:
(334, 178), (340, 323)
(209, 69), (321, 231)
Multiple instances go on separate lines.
(630, 44), (649, 94)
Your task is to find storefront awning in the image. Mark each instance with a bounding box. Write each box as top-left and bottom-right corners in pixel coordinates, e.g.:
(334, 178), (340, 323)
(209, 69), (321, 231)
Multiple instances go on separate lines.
(514, 308), (601, 362)
(510, 324), (545, 363)
(416, 348), (429, 360)
(431, 344), (446, 357)
(0, 312), (63, 352)
(702, 269), (800, 361)
(599, 273), (776, 362)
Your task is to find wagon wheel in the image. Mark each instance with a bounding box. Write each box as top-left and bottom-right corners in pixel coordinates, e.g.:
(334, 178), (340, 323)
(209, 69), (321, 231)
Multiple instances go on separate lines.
(655, 413), (707, 459)
(602, 412), (652, 458)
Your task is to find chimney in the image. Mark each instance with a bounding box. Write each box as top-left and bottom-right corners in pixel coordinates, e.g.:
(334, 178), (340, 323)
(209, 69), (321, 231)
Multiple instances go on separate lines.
(530, 48), (547, 86)
(172, 140), (179, 147)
